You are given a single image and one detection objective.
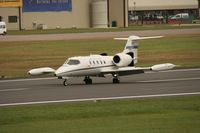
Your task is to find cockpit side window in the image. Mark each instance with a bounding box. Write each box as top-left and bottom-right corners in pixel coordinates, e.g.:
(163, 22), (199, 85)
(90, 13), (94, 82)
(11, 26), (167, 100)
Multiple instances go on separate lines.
(65, 59), (80, 65)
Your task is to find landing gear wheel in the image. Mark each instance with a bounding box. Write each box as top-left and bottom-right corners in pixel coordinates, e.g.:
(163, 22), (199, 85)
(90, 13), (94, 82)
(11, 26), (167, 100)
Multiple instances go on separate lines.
(84, 76), (92, 85)
(63, 79), (68, 86)
(113, 74), (120, 84)
(113, 78), (120, 84)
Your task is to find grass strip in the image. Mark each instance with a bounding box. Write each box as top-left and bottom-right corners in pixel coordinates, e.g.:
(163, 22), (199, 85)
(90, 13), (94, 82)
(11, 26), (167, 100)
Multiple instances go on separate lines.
(0, 96), (200, 133)
(8, 24), (200, 35)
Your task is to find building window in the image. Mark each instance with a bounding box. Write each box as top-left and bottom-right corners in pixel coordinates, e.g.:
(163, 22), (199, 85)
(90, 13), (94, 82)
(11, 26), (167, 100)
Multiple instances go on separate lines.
(8, 16), (18, 23)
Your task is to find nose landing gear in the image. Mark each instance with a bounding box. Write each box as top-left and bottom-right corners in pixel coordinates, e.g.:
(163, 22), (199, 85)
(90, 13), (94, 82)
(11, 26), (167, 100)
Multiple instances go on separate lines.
(63, 79), (68, 86)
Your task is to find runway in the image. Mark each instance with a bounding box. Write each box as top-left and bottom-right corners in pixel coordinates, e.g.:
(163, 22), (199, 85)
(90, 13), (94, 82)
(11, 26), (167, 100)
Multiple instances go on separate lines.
(0, 68), (200, 106)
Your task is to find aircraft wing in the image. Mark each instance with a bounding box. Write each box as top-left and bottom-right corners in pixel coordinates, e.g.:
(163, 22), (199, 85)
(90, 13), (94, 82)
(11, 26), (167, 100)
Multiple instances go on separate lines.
(100, 63), (176, 76)
(101, 67), (150, 76)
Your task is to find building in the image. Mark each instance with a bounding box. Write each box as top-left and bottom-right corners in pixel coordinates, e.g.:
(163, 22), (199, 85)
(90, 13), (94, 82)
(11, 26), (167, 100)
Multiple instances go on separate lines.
(0, 0), (199, 30)
(128, 0), (199, 25)
(0, 0), (129, 30)
(0, 0), (92, 30)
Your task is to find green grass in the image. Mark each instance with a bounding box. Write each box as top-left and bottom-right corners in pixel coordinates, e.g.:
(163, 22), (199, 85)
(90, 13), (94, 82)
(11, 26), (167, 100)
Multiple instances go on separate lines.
(139, 34), (200, 67)
(0, 34), (200, 78)
(0, 96), (200, 133)
(8, 24), (200, 35)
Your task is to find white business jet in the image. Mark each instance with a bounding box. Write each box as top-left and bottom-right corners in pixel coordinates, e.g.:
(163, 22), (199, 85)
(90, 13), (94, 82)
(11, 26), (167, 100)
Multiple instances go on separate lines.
(28, 35), (176, 86)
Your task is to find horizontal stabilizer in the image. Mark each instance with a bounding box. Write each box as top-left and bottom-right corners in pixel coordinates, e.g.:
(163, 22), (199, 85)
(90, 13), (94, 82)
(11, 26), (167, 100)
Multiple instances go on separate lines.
(28, 67), (55, 75)
(114, 35), (163, 41)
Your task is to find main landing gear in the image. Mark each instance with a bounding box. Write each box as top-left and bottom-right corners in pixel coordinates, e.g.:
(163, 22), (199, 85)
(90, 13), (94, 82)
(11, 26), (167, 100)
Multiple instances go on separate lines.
(62, 75), (119, 86)
(62, 76), (92, 86)
(113, 74), (120, 84)
(84, 76), (92, 85)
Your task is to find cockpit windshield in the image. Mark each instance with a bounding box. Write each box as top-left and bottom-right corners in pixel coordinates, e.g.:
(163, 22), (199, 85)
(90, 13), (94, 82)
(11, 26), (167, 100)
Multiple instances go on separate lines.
(64, 59), (80, 65)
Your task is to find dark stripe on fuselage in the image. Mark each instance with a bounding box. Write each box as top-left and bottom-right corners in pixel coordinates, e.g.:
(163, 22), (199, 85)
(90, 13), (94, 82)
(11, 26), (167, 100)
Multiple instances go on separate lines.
(59, 65), (115, 76)
(126, 45), (138, 50)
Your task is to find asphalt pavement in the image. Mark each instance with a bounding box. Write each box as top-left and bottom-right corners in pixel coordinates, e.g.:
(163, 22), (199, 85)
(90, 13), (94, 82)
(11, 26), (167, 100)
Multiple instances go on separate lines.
(0, 68), (200, 106)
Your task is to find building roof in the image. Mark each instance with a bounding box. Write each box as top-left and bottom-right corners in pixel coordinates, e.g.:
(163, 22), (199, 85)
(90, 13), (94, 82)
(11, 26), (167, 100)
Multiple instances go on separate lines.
(128, 0), (198, 10)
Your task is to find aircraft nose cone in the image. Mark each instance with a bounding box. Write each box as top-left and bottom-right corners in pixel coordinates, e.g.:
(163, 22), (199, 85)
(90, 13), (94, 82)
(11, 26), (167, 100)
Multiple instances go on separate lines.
(55, 67), (66, 77)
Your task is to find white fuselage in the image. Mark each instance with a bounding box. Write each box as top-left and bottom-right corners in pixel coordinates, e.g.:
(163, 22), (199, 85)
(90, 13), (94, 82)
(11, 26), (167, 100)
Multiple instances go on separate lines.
(55, 55), (114, 77)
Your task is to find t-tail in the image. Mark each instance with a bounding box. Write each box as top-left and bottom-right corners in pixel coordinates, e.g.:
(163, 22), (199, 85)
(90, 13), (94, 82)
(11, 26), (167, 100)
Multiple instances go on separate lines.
(115, 35), (163, 65)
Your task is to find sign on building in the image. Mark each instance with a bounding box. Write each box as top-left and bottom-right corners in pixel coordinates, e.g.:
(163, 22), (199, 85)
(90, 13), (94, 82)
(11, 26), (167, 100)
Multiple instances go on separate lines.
(0, 0), (22, 7)
(22, 0), (72, 12)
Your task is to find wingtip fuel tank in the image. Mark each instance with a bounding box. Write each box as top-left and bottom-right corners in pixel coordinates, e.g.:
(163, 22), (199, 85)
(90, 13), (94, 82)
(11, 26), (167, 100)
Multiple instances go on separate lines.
(28, 67), (55, 75)
(151, 63), (176, 71)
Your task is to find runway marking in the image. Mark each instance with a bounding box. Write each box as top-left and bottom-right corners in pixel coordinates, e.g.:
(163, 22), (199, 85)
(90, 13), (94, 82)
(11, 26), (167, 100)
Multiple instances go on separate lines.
(146, 68), (200, 74)
(161, 68), (200, 72)
(0, 77), (56, 83)
(159, 68), (200, 73)
(138, 77), (200, 83)
(0, 92), (200, 107)
(0, 88), (30, 92)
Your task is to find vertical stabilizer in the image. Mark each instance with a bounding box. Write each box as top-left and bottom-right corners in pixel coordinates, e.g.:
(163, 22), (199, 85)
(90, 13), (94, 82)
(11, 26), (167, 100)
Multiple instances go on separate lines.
(123, 36), (139, 64)
(114, 35), (163, 65)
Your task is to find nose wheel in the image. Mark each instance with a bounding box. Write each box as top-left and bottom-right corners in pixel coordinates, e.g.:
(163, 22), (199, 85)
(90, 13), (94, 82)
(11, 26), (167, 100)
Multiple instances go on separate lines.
(84, 76), (92, 85)
(63, 79), (68, 86)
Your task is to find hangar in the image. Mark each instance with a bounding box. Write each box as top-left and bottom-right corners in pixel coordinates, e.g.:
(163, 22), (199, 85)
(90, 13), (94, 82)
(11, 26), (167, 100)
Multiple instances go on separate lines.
(0, 0), (199, 30)
(128, 0), (199, 25)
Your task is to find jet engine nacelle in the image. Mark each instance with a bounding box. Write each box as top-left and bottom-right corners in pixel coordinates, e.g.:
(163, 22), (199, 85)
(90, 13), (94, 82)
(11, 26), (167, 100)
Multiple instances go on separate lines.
(113, 53), (133, 67)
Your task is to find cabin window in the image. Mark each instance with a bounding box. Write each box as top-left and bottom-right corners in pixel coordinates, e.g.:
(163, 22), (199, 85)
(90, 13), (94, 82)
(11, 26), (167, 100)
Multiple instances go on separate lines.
(93, 61), (95, 64)
(100, 61), (103, 64)
(103, 61), (106, 64)
(66, 59), (80, 65)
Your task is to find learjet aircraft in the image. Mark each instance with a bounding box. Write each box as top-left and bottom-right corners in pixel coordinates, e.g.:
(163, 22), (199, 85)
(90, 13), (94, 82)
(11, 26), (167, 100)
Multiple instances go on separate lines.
(28, 35), (176, 86)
